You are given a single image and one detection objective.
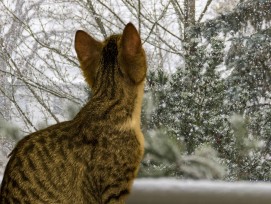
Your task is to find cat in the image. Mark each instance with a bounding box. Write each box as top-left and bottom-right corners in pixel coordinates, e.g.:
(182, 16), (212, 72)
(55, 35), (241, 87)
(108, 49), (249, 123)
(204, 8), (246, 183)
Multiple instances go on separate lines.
(0, 22), (147, 204)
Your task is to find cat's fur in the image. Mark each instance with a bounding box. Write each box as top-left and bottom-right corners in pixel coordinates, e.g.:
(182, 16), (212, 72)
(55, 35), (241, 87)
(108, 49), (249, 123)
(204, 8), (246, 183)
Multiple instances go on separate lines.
(0, 23), (147, 204)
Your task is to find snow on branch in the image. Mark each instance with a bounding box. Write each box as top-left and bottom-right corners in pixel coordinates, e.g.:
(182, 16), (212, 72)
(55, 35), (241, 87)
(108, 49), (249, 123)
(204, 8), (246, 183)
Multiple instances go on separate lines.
(190, 0), (271, 39)
(127, 179), (271, 204)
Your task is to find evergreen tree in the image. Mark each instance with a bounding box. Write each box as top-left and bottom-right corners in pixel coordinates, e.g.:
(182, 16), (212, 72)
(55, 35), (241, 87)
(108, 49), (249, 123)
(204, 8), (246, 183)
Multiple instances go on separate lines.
(141, 0), (271, 180)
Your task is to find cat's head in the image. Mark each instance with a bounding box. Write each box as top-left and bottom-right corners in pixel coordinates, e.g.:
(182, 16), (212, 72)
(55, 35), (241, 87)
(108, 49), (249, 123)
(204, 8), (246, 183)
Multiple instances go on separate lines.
(74, 23), (147, 97)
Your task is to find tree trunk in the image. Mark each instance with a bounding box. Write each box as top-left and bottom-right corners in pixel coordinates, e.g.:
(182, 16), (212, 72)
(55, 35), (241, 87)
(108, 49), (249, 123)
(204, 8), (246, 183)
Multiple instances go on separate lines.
(184, 0), (196, 55)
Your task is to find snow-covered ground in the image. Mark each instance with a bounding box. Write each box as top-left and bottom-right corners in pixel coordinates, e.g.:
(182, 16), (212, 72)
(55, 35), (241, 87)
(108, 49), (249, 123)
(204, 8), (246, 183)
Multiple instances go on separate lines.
(127, 178), (271, 204)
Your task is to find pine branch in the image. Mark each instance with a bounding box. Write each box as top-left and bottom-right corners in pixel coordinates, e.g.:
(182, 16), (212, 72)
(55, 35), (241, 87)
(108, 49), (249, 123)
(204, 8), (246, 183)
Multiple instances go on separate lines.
(194, 0), (271, 39)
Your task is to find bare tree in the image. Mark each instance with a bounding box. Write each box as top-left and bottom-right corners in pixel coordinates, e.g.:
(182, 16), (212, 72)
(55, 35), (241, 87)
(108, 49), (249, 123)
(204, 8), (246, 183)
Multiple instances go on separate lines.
(0, 0), (217, 133)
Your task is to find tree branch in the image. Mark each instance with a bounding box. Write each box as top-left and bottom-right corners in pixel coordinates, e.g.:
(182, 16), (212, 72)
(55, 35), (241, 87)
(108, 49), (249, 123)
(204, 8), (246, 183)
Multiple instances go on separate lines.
(198, 0), (213, 22)
(86, 0), (107, 38)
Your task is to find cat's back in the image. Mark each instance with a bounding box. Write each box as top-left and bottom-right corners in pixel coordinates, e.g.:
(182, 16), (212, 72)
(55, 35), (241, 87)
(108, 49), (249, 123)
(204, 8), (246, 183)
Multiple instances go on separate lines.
(0, 120), (90, 203)
(1, 111), (142, 203)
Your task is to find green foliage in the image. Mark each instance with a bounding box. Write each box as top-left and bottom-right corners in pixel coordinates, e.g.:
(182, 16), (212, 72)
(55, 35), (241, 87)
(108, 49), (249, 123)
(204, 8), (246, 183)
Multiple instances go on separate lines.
(0, 118), (21, 141)
(65, 102), (81, 120)
(156, 37), (227, 154)
(195, 0), (271, 39)
(139, 129), (225, 180)
(140, 0), (271, 181)
(227, 114), (271, 180)
(0, 118), (19, 164)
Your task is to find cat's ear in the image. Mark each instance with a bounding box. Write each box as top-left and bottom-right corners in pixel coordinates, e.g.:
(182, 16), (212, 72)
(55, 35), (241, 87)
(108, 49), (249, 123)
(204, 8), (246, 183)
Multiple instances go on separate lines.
(75, 30), (102, 87)
(121, 23), (142, 57)
(120, 23), (147, 84)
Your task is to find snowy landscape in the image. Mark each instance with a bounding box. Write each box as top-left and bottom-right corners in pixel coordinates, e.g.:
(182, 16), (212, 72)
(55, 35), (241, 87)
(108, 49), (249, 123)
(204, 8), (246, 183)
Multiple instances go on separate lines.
(0, 0), (271, 202)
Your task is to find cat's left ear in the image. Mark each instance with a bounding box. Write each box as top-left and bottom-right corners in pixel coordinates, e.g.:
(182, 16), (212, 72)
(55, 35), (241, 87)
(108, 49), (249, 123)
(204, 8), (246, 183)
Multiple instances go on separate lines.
(120, 23), (147, 84)
(75, 30), (102, 87)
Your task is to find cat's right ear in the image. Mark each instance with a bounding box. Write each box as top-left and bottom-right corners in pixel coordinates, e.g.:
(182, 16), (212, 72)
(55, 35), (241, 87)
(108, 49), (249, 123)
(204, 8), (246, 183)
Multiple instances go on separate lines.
(75, 30), (102, 87)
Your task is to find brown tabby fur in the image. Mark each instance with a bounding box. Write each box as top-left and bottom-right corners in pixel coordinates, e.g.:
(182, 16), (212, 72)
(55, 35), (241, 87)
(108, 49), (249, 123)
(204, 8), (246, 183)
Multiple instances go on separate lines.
(0, 23), (147, 204)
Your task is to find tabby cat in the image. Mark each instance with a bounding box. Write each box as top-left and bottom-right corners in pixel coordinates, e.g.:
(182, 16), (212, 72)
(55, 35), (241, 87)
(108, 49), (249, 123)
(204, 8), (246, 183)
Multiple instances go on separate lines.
(0, 23), (147, 204)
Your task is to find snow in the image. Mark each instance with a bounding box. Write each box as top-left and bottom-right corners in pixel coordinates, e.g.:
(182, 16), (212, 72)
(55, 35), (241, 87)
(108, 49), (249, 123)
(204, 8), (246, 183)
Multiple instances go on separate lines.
(127, 178), (271, 204)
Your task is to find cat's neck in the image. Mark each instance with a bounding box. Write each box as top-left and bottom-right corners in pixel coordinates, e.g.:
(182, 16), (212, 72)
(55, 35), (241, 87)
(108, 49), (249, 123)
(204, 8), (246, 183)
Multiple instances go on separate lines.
(75, 83), (144, 128)
(118, 82), (144, 131)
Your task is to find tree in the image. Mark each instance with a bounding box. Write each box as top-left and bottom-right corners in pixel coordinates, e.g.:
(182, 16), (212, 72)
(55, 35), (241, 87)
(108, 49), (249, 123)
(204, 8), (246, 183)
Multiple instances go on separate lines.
(145, 0), (271, 180)
(0, 0), (90, 133)
(0, 0), (217, 132)
(142, 0), (229, 179)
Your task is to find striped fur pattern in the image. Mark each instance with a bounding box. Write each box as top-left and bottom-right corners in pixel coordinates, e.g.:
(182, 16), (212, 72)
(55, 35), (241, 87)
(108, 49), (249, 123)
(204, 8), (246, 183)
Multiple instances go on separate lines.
(0, 23), (147, 203)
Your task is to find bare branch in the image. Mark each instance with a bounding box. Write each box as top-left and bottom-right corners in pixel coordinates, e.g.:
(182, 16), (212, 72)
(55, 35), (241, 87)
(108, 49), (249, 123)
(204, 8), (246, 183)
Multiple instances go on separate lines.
(170, 0), (185, 22)
(198, 0), (213, 22)
(86, 0), (107, 38)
